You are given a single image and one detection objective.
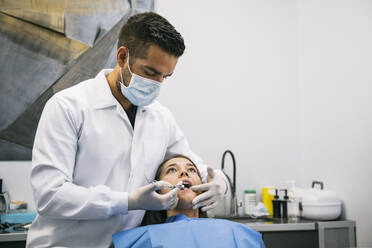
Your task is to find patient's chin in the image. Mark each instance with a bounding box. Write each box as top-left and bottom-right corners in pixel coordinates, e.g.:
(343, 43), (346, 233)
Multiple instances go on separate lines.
(176, 199), (193, 210)
(176, 192), (196, 210)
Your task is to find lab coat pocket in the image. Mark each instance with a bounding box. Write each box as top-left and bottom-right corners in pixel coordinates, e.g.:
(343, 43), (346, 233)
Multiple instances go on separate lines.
(144, 139), (167, 183)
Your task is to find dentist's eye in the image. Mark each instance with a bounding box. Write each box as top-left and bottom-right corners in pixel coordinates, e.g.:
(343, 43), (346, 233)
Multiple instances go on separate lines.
(144, 70), (155, 77)
(188, 168), (197, 173)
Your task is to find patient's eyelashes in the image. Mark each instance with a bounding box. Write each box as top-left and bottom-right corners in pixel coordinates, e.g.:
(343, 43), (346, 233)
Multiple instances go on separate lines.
(166, 167), (177, 174)
(187, 167), (197, 173)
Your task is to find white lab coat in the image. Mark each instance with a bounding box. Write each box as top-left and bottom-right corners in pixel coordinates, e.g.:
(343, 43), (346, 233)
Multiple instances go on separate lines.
(26, 69), (208, 248)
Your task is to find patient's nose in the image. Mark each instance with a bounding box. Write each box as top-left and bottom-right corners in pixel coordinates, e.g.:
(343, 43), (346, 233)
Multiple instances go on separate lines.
(179, 170), (189, 177)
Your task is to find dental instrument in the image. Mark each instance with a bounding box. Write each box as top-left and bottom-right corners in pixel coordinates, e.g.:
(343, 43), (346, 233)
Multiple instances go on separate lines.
(153, 181), (185, 191)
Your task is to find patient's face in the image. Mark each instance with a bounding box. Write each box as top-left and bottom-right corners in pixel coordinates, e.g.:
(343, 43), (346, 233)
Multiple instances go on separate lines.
(158, 157), (202, 210)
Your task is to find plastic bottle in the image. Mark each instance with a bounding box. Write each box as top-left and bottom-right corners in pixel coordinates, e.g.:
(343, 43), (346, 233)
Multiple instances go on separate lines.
(286, 181), (300, 218)
(272, 189), (281, 219)
(262, 186), (275, 217)
(237, 199), (244, 216)
(243, 190), (257, 216)
(282, 189), (289, 219)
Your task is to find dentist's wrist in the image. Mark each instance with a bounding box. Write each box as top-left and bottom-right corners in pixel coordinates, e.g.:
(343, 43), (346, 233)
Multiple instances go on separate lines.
(128, 192), (139, 211)
(214, 169), (228, 196)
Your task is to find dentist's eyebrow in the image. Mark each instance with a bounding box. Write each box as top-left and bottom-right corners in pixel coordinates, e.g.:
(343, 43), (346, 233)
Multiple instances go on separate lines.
(144, 65), (172, 78)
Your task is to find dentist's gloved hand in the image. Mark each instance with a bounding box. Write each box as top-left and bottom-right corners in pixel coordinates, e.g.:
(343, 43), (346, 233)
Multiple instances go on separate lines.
(128, 181), (180, 211)
(190, 166), (227, 212)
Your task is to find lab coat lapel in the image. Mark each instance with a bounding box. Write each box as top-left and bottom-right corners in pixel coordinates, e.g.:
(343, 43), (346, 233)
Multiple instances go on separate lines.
(125, 106), (146, 193)
(115, 103), (134, 135)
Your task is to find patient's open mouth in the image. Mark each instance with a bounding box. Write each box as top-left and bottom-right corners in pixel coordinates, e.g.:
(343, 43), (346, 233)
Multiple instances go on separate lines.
(182, 181), (191, 189)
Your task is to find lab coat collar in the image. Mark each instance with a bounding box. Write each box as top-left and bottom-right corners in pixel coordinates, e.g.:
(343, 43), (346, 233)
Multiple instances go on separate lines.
(93, 69), (117, 109)
(92, 69), (150, 112)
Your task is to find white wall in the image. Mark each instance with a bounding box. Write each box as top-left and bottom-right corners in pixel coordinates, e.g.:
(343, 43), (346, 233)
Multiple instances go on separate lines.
(0, 161), (35, 210)
(156, 0), (372, 246)
(156, 0), (301, 189)
(297, 0), (372, 246)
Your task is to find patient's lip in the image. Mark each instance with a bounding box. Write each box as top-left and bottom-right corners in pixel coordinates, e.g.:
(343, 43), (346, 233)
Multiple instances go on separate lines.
(181, 179), (192, 189)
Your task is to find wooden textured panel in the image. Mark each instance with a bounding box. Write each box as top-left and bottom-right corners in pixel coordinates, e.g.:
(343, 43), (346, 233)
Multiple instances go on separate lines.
(0, 10), (131, 156)
(0, 138), (31, 160)
(0, 0), (66, 33)
(0, 13), (88, 131)
(0, 0), (131, 46)
(0, 0), (154, 160)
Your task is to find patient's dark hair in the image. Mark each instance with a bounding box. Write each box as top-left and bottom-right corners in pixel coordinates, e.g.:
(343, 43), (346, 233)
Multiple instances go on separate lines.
(118, 12), (185, 61)
(141, 155), (207, 226)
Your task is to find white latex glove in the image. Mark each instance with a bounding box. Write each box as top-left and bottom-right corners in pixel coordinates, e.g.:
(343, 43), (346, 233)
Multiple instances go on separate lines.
(190, 166), (227, 212)
(128, 181), (180, 211)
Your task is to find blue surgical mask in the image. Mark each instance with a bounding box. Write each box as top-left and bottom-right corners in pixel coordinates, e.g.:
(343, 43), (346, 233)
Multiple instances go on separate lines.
(119, 56), (161, 106)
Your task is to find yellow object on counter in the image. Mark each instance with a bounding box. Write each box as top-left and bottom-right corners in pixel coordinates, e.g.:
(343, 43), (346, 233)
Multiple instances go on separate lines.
(262, 186), (275, 217)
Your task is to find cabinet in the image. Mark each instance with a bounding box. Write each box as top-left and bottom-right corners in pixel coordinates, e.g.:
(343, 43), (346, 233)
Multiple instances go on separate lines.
(262, 230), (318, 248)
(242, 218), (356, 248)
(317, 221), (356, 248)
(0, 219), (357, 248)
(0, 232), (27, 248)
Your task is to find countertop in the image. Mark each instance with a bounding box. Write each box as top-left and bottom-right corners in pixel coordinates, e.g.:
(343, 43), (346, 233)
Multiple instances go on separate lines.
(216, 215), (317, 232)
(0, 216), (353, 242)
(0, 227), (27, 242)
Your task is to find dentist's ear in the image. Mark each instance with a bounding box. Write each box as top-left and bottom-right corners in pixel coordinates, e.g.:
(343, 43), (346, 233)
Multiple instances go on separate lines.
(117, 46), (129, 67)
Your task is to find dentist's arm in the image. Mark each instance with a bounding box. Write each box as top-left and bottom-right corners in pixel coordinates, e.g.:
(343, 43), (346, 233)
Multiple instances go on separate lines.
(31, 95), (129, 219)
(32, 96), (179, 219)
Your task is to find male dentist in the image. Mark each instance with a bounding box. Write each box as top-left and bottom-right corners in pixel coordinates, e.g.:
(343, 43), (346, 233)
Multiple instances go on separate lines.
(27, 12), (227, 248)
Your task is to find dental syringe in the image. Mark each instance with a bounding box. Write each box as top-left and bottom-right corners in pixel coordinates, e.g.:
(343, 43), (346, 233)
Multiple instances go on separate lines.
(153, 181), (185, 190)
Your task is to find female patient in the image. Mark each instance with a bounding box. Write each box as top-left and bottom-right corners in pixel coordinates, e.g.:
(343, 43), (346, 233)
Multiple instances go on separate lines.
(113, 155), (265, 248)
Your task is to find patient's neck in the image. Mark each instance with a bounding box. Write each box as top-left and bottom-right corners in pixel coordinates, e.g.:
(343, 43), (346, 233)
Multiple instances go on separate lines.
(167, 209), (199, 218)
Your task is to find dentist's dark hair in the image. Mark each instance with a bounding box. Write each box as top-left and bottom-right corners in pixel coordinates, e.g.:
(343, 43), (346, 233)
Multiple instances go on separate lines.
(141, 155), (207, 226)
(118, 12), (185, 60)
